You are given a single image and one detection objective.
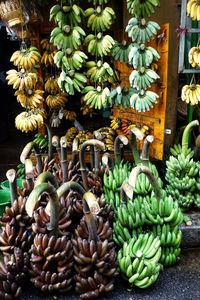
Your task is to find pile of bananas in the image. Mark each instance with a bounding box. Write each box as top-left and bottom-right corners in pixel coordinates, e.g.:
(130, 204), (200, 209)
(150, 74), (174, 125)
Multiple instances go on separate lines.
(6, 69), (38, 90)
(118, 233), (161, 288)
(111, 40), (134, 63)
(82, 86), (112, 110)
(187, 0), (200, 21)
(65, 127), (79, 148)
(130, 89), (159, 112)
(126, 17), (160, 43)
(129, 43), (160, 68)
(46, 92), (68, 109)
(50, 3), (84, 27)
(127, 0), (160, 18)
(54, 49), (88, 71)
(44, 76), (59, 94)
(85, 60), (115, 83)
(110, 116), (121, 131)
(15, 89), (44, 109)
(58, 70), (87, 95)
(33, 133), (48, 152)
(94, 127), (116, 152)
(84, 33), (115, 57)
(110, 86), (135, 108)
(15, 109), (45, 133)
(188, 46), (200, 67)
(85, 6), (116, 32)
(121, 118), (150, 136)
(10, 43), (41, 70)
(181, 84), (200, 106)
(62, 109), (77, 121)
(129, 67), (160, 90)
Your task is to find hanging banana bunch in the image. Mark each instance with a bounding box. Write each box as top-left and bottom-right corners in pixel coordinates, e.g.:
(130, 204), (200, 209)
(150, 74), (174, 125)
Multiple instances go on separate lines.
(111, 40), (134, 64)
(54, 49), (88, 71)
(85, 60), (115, 83)
(15, 109), (46, 133)
(82, 85), (112, 110)
(85, 6), (115, 31)
(127, 0), (160, 18)
(84, 32), (115, 57)
(187, 0), (200, 21)
(40, 39), (57, 67)
(6, 69), (38, 91)
(129, 43), (160, 68)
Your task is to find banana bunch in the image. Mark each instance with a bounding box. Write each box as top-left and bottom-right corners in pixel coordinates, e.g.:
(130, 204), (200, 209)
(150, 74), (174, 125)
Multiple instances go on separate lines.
(33, 133), (48, 152)
(126, 17), (160, 43)
(159, 246), (181, 267)
(41, 51), (55, 67)
(82, 86), (112, 109)
(130, 89), (159, 112)
(50, 4), (84, 27)
(188, 46), (200, 67)
(16, 163), (25, 179)
(169, 143), (194, 157)
(84, 33), (115, 57)
(15, 89), (44, 109)
(110, 86), (136, 108)
(118, 233), (161, 288)
(129, 43), (160, 68)
(110, 116), (121, 130)
(76, 130), (93, 149)
(62, 109), (77, 121)
(80, 101), (93, 116)
(181, 84), (200, 106)
(46, 93), (68, 109)
(187, 0), (200, 21)
(111, 40), (134, 63)
(85, 6), (115, 32)
(10, 44), (41, 70)
(44, 76), (59, 94)
(121, 118), (150, 136)
(6, 69), (38, 90)
(54, 49), (88, 71)
(40, 38), (56, 52)
(85, 60), (114, 83)
(88, 0), (108, 4)
(94, 126), (116, 151)
(58, 70), (87, 95)
(15, 109), (45, 133)
(50, 26), (86, 51)
(65, 127), (79, 148)
(129, 67), (160, 90)
(152, 224), (182, 248)
(127, 0), (160, 18)
(113, 220), (133, 246)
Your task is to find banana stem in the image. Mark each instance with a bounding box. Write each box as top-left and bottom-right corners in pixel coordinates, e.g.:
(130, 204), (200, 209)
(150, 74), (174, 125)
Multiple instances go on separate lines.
(129, 166), (161, 201)
(35, 171), (59, 189)
(90, 146), (95, 172)
(52, 135), (61, 160)
(79, 139), (105, 191)
(25, 183), (59, 237)
(60, 136), (68, 183)
(182, 120), (199, 156)
(45, 121), (53, 162)
(6, 169), (17, 204)
(114, 135), (128, 164)
(130, 128), (144, 166)
(72, 137), (79, 164)
(83, 192), (99, 242)
(57, 181), (86, 199)
(94, 145), (100, 175)
(140, 135), (154, 167)
(25, 159), (34, 195)
(102, 152), (114, 173)
(20, 141), (43, 174)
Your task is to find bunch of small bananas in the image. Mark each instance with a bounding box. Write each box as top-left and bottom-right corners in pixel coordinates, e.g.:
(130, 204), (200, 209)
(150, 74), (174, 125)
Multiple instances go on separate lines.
(110, 86), (135, 108)
(85, 60), (114, 83)
(129, 43), (160, 68)
(80, 101), (94, 116)
(181, 83), (200, 106)
(40, 38), (56, 52)
(15, 109), (45, 133)
(15, 89), (44, 109)
(44, 76), (59, 94)
(188, 46), (200, 67)
(16, 163), (25, 179)
(50, 26), (86, 51)
(130, 89), (159, 112)
(85, 6), (116, 32)
(50, 3), (84, 27)
(127, 0), (160, 18)
(33, 133), (48, 152)
(187, 0), (200, 21)
(111, 40), (133, 63)
(110, 116), (121, 131)
(41, 50), (55, 67)
(10, 43), (41, 70)
(58, 70), (87, 95)
(46, 92), (68, 109)
(94, 127), (116, 151)
(6, 69), (38, 90)
(54, 49), (88, 71)
(82, 86), (112, 109)
(76, 130), (93, 149)
(130, 67), (160, 90)
(84, 33), (115, 57)
(65, 127), (79, 148)
(62, 109), (77, 121)
(126, 17), (160, 43)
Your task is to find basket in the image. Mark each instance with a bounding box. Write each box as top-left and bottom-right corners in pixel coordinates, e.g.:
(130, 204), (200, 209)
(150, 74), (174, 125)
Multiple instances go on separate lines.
(0, 0), (26, 28)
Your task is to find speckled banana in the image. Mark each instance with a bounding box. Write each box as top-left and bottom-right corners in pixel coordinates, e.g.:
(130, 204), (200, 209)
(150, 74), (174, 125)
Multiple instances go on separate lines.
(84, 33), (115, 57)
(82, 86), (112, 109)
(129, 67), (160, 90)
(85, 6), (115, 32)
(85, 60), (114, 83)
(187, 0), (200, 21)
(54, 49), (88, 70)
(15, 89), (44, 109)
(129, 43), (160, 68)
(130, 89), (159, 112)
(126, 17), (160, 43)
(127, 0), (160, 18)
(15, 109), (45, 133)
(6, 69), (38, 90)
(181, 83), (200, 106)
(58, 70), (87, 95)
(49, 4), (84, 27)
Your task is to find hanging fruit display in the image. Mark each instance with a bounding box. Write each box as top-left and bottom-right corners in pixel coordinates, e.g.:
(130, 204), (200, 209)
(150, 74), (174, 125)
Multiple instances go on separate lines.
(187, 0), (200, 21)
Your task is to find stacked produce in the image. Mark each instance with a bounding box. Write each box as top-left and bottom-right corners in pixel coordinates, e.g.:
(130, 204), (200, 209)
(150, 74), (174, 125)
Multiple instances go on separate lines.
(166, 120), (200, 209)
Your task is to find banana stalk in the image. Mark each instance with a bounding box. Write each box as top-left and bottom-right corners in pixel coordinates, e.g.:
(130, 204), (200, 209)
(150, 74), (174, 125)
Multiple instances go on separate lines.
(71, 137), (79, 165)
(20, 141), (43, 174)
(44, 121), (53, 162)
(102, 152), (114, 173)
(83, 192), (99, 242)
(130, 128), (144, 165)
(182, 119), (199, 156)
(6, 169), (17, 203)
(140, 135), (154, 166)
(34, 171), (59, 189)
(24, 159), (34, 195)
(114, 135), (128, 164)
(60, 136), (68, 183)
(52, 135), (61, 160)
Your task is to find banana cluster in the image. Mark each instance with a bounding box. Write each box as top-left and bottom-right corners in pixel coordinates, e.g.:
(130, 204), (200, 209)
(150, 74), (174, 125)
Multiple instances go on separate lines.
(15, 89), (44, 109)
(84, 33), (115, 57)
(58, 70), (87, 95)
(130, 67), (160, 90)
(82, 86), (112, 110)
(126, 17), (160, 43)
(118, 233), (161, 288)
(65, 127), (79, 148)
(88, 0), (108, 4)
(62, 109), (77, 121)
(54, 49), (88, 71)
(76, 131), (93, 149)
(46, 93), (68, 109)
(16, 163), (25, 179)
(10, 44), (41, 70)
(40, 38), (56, 67)
(189, 46), (200, 67)
(41, 39), (56, 52)
(111, 40), (133, 63)
(110, 116), (121, 130)
(94, 127), (116, 152)
(129, 43), (160, 68)
(121, 118), (150, 136)
(187, 0), (200, 21)
(85, 6), (115, 32)
(50, 4), (84, 27)
(44, 76), (59, 94)
(127, 0), (160, 18)
(6, 69), (38, 90)
(33, 133), (48, 152)
(85, 60), (114, 83)
(15, 109), (45, 133)
(181, 84), (200, 106)
(130, 89), (159, 112)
